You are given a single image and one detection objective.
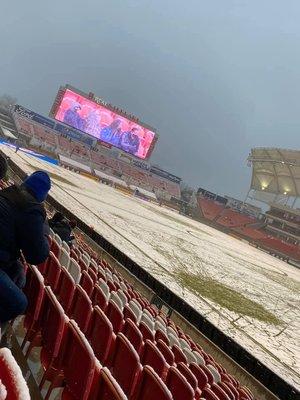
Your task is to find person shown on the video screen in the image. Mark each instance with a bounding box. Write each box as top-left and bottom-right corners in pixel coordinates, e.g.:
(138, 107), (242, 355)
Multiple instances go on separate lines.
(120, 127), (140, 155)
(85, 110), (101, 136)
(63, 103), (85, 131)
(100, 119), (122, 143)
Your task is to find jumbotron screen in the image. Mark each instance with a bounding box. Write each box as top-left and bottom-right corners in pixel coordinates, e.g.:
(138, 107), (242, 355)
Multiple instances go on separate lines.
(53, 89), (156, 159)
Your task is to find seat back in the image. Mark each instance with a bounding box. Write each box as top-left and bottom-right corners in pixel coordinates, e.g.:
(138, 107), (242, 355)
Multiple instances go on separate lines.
(70, 285), (92, 334)
(141, 340), (168, 378)
(211, 383), (231, 400)
(50, 237), (61, 258)
(135, 366), (172, 400)
(177, 362), (198, 392)
(156, 340), (175, 366)
(59, 247), (70, 269)
(61, 240), (70, 254)
(80, 270), (94, 297)
(41, 287), (68, 367)
(87, 306), (114, 365)
(139, 322), (155, 342)
(92, 367), (128, 400)
(122, 318), (144, 354)
(110, 291), (124, 310)
(111, 333), (142, 396)
(45, 252), (61, 292)
(56, 265), (76, 313)
(106, 300), (124, 333)
(189, 363), (209, 390)
(23, 265), (45, 329)
(68, 258), (81, 284)
(172, 344), (188, 364)
(92, 284), (109, 311)
(62, 320), (96, 400)
(0, 348), (30, 400)
(166, 366), (195, 400)
(202, 387), (222, 400)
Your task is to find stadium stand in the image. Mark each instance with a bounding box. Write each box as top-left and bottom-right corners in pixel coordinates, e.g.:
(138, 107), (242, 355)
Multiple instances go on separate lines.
(216, 209), (256, 228)
(7, 219), (256, 399)
(197, 198), (225, 221)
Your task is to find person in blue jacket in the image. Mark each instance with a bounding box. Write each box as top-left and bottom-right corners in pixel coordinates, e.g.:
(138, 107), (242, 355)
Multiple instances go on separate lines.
(0, 171), (51, 326)
(120, 128), (140, 155)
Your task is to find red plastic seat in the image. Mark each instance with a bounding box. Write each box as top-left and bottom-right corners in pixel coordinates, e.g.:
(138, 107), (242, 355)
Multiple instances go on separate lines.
(61, 320), (96, 400)
(87, 306), (114, 365)
(202, 387), (221, 400)
(110, 333), (142, 397)
(156, 339), (175, 366)
(89, 366), (127, 400)
(22, 265), (45, 349)
(50, 238), (60, 258)
(218, 382), (238, 400)
(172, 344), (188, 364)
(155, 329), (169, 345)
(56, 265), (76, 313)
(69, 285), (92, 334)
(0, 348), (30, 400)
(39, 287), (69, 390)
(189, 363), (209, 390)
(211, 383), (231, 400)
(88, 267), (98, 283)
(44, 252), (61, 292)
(123, 304), (138, 323)
(122, 318), (144, 354)
(134, 366), (172, 400)
(141, 340), (169, 379)
(198, 364), (215, 385)
(80, 270), (94, 297)
(92, 284), (109, 311)
(139, 321), (155, 342)
(166, 366), (194, 400)
(106, 300), (124, 333)
(177, 362), (198, 392)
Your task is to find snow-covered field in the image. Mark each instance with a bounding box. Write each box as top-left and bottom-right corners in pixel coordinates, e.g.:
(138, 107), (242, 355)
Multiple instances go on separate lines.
(3, 144), (300, 390)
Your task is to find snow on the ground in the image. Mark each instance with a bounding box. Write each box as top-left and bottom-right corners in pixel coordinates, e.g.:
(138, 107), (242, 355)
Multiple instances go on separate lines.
(3, 145), (300, 389)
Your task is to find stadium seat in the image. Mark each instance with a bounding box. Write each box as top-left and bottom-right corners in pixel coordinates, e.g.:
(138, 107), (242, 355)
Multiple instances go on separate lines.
(139, 321), (155, 342)
(22, 265), (45, 350)
(177, 362), (199, 393)
(92, 283), (109, 311)
(59, 320), (96, 400)
(211, 383), (231, 400)
(218, 382), (238, 400)
(182, 347), (198, 364)
(51, 237), (61, 258)
(156, 339), (175, 366)
(59, 247), (70, 269)
(56, 265), (76, 312)
(89, 366), (127, 400)
(122, 318), (144, 354)
(44, 252), (61, 292)
(110, 333), (142, 397)
(39, 287), (69, 390)
(166, 366), (195, 400)
(110, 291), (124, 311)
(207, 364), (222, 383)
(141, 340), (169, 379)
(0, 347), (30, 400)
(106, 300), (124, 333)
(80, 270), (94, 297)
(68, 258), (81, 284)
(69, 285), (92, 334)
(172, 344), (188, 364)
(133, 366), (172, 400)
(155, 328), (170, 346)
(189, 363), (209, 391)
(61, 240), (70, 254)
(202, 387), (222, 400)
(87, 306), (114, 365)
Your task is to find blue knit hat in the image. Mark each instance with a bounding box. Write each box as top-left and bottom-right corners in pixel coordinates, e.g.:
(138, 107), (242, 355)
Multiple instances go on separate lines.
(23, 171), (51, 202)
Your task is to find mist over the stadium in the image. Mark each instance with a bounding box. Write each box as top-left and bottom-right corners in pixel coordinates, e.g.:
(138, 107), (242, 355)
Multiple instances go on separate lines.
(0, 0), (299, 199)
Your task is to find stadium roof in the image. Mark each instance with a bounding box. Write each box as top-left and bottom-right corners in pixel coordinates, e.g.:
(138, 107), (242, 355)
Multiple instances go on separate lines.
(248, 148), (300, 198)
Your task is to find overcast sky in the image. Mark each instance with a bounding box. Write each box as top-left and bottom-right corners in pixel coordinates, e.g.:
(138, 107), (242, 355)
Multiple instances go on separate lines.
(1, 1), (299, 198)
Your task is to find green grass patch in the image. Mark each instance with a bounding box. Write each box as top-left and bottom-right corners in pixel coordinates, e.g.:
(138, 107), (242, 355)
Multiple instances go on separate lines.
(177, 271), (282, 325)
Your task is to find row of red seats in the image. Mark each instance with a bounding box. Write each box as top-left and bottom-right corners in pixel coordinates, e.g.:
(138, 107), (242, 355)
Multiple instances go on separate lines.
(23, 234), (255, 400)
(197, 198), (225, 221)
(216, 210), (256, 228)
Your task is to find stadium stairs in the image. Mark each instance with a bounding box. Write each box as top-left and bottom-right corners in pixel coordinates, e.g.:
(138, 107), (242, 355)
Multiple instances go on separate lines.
(1, 161), (298, 400)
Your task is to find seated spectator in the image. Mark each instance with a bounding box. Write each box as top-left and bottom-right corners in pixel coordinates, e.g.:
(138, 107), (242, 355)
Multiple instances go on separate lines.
(49, 212), (77, 245)
(0, 171), (51, 328)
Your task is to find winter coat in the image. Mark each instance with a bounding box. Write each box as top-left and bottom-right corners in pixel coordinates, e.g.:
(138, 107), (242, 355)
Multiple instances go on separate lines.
(49, 219), (73, 244)
(0, 185), (50, 272)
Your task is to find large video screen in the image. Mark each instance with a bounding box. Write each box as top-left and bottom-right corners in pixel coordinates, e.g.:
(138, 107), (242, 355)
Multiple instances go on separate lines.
(54, 89), (156, 159)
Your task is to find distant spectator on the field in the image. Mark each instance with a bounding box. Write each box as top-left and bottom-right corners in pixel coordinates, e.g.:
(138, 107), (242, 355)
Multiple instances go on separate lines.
(63, 103), (85, 131)
(0, 171), (51, 325)
(100, 119), (122, 143)
(49, 211), (77, 245)
(120, 128), (140, 155)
